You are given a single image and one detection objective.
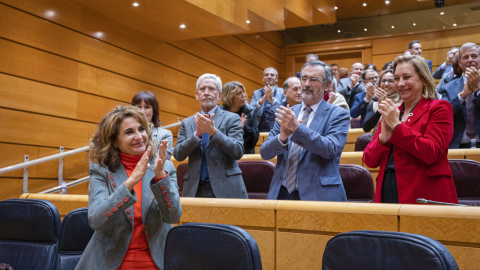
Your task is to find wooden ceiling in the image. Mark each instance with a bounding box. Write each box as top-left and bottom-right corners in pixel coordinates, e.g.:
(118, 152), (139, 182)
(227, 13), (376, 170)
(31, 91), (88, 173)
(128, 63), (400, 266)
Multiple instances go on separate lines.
(31, 0), (480, 42)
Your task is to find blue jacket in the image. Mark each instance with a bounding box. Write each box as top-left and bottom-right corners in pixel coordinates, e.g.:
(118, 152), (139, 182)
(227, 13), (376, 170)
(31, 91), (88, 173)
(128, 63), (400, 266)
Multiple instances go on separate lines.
(260, 100), (349, 201)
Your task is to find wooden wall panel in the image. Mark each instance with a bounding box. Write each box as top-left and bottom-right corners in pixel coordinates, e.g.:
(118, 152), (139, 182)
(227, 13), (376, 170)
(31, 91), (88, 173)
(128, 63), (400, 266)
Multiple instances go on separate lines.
(0, 143), (39, 178)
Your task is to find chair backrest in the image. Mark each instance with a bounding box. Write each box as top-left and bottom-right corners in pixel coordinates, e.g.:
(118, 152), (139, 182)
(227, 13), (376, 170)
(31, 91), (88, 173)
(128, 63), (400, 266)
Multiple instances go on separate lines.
(339, 164), (374, 202)
(238, 160), (275, 199)
(164, 223), (262, 270)
(350, 117), (361, 129)
(58, 207), (94, 270)
(176, 163), (188, 196)
(176, 161), (275, 199)
(355, 132), (372, 151)
(322, 230), (459, 270)
(0, 199), (61, 270)
(449, 159), (480, 206)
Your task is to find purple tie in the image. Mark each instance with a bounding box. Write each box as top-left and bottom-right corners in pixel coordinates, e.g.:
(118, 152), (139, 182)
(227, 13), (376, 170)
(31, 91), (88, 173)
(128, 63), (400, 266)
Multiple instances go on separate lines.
(465, 94), (476, 138)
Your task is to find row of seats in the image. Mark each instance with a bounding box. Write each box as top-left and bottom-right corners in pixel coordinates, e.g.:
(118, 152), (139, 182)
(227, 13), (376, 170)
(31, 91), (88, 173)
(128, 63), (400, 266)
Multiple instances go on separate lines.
(0, 199), (459, 270)
(177, 159), (480, 205)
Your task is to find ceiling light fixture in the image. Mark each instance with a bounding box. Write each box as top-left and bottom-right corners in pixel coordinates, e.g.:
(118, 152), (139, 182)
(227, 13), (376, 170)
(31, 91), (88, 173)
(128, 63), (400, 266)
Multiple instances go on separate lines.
(45, 10), (56, 17)
(334, 6), (338, 10)
(364, 28), (367, 31)
(246, 20), (250, 24)
(440, 12), (444, 15)
(363, 3), (367, 7)
(337, 30), (341, 33)
(385, 0), (390, 4)
(179, 24), (186, 29)
(453, 23), (457, 26)
(413, 23), (416, 26)
(391, 26), (395, 29)
(132, 2), (139, 7)
(94, 32), (104, 38)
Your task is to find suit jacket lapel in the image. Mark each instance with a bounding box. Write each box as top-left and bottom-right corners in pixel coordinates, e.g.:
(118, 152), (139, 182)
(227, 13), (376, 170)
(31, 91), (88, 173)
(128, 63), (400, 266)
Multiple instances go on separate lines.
(142, 166), (155, 224)
(402, 97), (429, 127)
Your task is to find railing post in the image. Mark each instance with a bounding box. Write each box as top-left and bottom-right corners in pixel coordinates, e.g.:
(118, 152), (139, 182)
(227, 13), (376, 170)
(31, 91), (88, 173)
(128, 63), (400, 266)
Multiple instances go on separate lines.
(58, 146), (64, 186)
(23, 155), (29, 193)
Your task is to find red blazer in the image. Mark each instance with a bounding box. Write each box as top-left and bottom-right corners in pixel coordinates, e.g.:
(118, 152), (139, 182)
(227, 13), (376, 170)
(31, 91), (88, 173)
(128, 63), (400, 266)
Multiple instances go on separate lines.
(363, 98), (458, 204)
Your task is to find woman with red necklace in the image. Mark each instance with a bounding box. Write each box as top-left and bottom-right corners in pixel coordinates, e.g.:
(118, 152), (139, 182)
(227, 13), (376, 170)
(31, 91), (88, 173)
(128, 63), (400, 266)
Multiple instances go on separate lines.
(76, 106), (182, 269)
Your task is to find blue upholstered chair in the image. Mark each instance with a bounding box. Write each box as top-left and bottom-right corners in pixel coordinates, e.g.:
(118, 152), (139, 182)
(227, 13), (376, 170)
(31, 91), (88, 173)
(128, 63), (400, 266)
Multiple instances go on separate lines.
(57, 207), (94, 270)
(164, 222), (262, 270)
(322, 230), (458, 270)
(0, 199), (61, 270)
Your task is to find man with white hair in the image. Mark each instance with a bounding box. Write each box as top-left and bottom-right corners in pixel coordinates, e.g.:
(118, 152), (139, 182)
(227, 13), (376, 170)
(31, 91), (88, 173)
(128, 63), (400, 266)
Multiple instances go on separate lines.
(174, 73), (247, 198)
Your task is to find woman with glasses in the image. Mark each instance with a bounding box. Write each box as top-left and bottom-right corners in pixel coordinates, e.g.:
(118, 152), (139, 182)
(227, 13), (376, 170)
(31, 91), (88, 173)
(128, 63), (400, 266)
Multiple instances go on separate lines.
(362, 69), (402, 135)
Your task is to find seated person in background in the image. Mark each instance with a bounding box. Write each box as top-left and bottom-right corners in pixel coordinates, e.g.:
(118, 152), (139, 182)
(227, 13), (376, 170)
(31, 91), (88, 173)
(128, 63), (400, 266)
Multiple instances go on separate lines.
(282, 76), (302, 107)
(382, 61), (393, 71)
(364, 63), (377, 72)
(363, 55), (458, 204)
(409, 40), (432, 72)
(363, 69), (401, 135)
(350, 69), (379, 127)
(250, 67), (286, 132)
(436, 50), (462, 93)
(337, 62), (366, 109)
(77, 106), (182, 269)
(433, 47), (459, 79)
(220, 81), (259, 154)
(174, 73), (247, 198)
(296, 54), (319, 78)
(260, 60), (350, 201)
(438, 42), (480, 148)
(324, 65), (350, 113)
(132, 91), (173, 160)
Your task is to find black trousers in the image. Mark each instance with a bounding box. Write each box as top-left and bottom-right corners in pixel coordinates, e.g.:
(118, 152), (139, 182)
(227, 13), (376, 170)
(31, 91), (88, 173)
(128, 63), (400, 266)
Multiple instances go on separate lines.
(277, 185), (301, 200)
(195, 179), (216, 198)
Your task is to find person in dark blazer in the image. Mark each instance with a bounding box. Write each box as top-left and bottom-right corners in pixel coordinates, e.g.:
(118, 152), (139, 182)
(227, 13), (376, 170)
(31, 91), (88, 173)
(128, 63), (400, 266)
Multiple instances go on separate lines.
(76, 106), (182, 269)
(132, 91), (174, 160)
(174, 73), (248, 199)
(363, 55), (458, 204)
(220, 81), (259, 154)
(337, 62), (366, 109)
(438, 42), (480, 148)
(350, 69), (379, 127)
(260, 60), (350, 201)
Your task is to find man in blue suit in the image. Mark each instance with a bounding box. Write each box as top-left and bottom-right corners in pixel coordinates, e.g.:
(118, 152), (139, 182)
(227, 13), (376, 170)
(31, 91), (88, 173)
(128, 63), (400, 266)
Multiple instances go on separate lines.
(350, 69), (378, 127)
(433, 47), (458, 79)
(409, 40), (432, 72)
(439, 42), (480, 148)
(260, 60), (350, 201)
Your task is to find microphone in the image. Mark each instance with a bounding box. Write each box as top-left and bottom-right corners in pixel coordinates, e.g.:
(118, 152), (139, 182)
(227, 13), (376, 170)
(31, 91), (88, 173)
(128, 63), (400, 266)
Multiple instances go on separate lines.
(416, 198), (468, 206)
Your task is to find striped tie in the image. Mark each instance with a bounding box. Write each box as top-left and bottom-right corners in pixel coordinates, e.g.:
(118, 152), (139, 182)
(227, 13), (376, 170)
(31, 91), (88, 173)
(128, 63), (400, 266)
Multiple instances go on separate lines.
(284, 106), (312, 193)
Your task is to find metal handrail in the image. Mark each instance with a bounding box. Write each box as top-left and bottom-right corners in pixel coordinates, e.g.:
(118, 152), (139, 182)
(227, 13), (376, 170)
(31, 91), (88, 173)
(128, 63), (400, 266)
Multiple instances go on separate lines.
(0, 146), (90, 175)
(0, 118), (182, 194)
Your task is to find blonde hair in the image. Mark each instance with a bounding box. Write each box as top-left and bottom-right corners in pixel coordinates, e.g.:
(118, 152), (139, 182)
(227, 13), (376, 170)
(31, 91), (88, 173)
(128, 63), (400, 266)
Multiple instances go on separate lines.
(90, 106), (154, 172)
(393, 55), (437, 100)
(221, 81), (247, 107)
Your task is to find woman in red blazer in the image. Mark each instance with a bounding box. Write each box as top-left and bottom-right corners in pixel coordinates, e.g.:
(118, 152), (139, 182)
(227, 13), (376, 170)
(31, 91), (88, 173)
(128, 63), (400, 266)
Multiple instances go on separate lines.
(363, 55), (458, 204)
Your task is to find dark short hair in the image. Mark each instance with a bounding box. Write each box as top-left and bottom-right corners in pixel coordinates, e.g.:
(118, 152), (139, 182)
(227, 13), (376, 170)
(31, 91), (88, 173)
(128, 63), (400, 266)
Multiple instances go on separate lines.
(131, 91), (160, 127)
(409, 40), (420, 49)
(364, 63), (377, 72)
(301, 60), (332, 83)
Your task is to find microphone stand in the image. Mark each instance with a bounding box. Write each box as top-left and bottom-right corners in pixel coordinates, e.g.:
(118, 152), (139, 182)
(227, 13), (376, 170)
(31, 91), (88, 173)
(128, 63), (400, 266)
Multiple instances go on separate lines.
(416, 198), (468, 206)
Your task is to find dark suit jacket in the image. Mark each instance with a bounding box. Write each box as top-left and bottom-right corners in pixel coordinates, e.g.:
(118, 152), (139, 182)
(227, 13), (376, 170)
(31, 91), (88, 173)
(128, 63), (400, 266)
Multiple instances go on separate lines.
(350, 91), (376, 127)
(337, 77), (365, 109)
(260, 100), (350, 201)
(220, 104), (259, 154)
(363, 98), (458, 204)
(173, 107), (248, 198)
(438, 77), (480, 148)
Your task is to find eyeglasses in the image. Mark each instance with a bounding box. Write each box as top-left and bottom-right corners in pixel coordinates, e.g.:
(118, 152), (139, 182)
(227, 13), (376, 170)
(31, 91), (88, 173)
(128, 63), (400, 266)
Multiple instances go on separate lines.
(381, 79), (395, 84)
(301, 76), (321, 84)
(366, 76), (379, 81)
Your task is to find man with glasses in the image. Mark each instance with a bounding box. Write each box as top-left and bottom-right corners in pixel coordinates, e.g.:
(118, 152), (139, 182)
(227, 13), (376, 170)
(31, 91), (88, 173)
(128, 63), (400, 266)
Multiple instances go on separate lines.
(260, 60), (350, 201)
(439, 42), (480, 148)
(350, 69), (379, 127)
(174, 73), (248, 198)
